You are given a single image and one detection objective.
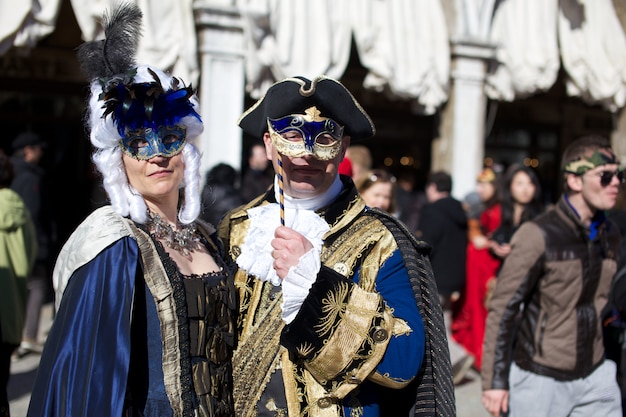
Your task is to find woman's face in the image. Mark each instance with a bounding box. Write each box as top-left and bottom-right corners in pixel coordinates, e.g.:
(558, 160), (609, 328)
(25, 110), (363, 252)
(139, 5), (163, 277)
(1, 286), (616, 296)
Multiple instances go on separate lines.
(361, 182), (393, 211)
(123, 153), (185, 206)
(510, 171), (536, 205)
(476, 181), (495, 202)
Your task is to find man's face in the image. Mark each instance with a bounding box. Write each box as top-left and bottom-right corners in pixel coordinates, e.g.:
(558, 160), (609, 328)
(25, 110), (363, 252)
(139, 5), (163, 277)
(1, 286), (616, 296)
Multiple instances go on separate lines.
(249, 145), (269, 170)
(263, 132), (350, 199)
(425, 183), (438, 203)
(578, 163), (622, 212)
(24, 144), (44, 164)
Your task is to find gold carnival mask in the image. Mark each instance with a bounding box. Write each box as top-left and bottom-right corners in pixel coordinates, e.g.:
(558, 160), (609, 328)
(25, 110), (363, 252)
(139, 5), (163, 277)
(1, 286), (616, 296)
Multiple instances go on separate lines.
(267, 106), (344, 160)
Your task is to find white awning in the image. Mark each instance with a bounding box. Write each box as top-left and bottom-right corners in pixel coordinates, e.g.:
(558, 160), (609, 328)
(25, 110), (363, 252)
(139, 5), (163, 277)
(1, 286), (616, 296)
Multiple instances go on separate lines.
(3, 0), (625, 113)
(559, 0), (626, 111)
(237, 0), (451, 115)
(0, 0), (62, 55)
(354, 0), (450, 115)
(237, 0), (353, 98)
(0, 0), (199, 85)
(485, 0), (560, 101)
(485, 0), (626, 111)
(70, 0), (199, 85)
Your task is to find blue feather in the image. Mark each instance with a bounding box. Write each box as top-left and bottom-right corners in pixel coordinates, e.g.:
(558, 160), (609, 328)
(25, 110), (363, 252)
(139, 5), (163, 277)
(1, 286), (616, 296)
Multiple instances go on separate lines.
(102, 79), (200, 136)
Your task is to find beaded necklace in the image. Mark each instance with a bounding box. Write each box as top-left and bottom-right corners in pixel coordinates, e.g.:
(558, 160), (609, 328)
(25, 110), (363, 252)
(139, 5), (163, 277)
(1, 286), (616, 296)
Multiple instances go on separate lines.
(147, 212), (201, 256)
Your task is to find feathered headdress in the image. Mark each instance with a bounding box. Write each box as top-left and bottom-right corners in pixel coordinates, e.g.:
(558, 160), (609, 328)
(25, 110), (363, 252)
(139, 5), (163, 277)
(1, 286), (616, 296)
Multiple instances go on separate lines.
(77, 2), (200, 136)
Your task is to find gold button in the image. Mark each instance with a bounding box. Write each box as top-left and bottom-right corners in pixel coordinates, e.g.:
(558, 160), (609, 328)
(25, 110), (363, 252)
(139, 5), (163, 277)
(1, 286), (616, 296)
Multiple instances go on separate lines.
(333, 262), (348, 275)
(345, 375), (361, 384)
(231, 245), (241, 257)
(317, 397), (334, 408)
(372, 327), (388, 343)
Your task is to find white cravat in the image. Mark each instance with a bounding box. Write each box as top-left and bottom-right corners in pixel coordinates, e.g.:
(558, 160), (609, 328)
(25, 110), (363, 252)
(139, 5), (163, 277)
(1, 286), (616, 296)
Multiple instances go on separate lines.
(236, 175), (343, 323)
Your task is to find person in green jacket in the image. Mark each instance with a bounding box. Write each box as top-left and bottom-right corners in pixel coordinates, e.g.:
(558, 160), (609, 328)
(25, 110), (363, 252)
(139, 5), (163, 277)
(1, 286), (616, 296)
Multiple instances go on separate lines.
(0, 150), (37, 417)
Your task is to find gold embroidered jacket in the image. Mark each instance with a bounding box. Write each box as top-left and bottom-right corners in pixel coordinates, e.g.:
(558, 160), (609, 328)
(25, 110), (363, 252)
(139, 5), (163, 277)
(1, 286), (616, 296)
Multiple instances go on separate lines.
(218, 178), (455, 417)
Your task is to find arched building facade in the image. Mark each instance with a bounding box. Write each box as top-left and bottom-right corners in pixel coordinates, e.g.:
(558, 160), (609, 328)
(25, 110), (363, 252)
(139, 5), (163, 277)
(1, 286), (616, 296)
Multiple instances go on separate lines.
(1, 0), (625, 244)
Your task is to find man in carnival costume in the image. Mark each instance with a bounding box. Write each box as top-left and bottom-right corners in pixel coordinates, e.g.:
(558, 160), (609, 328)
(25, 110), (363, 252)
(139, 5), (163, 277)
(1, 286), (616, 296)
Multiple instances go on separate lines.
(218, 76), (455, 416)
(28, 4), (237, 416)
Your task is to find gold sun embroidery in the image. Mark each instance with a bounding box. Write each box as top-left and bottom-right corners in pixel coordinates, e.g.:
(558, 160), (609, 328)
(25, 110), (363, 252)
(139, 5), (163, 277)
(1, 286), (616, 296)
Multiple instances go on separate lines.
(315, 282), (350, 337)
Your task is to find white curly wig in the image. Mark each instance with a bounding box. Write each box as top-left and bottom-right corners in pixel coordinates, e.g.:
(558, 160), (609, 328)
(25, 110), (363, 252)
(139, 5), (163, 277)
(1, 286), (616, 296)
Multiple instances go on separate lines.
(88, 64), (204, 224)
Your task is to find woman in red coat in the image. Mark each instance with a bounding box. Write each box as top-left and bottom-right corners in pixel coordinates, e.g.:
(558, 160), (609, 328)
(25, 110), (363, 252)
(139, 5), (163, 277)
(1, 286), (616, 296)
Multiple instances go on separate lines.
(453, 167), (502, 370)
(454, 164), (544, 371)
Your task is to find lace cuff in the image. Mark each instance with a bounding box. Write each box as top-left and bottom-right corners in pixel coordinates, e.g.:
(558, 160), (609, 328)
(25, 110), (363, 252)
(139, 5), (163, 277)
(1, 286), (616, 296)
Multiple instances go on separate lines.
(281, 248), (321, 323)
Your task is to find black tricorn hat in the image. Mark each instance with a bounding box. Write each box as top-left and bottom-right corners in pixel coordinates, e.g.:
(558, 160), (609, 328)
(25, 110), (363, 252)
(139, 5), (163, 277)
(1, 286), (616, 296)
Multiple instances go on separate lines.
(238, 76), (375, 140)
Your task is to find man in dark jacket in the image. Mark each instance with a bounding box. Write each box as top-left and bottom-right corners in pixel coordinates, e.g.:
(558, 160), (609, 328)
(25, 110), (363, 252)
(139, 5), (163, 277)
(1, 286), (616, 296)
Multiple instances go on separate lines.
(10, 132), (55, 357)
(420, 171), (468, 298)
(419, 171), (472, 384)
(482, 135), (623, 417)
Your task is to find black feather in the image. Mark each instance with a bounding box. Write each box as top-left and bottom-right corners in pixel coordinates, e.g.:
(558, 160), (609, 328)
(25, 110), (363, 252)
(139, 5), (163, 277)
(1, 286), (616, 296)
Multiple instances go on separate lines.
(77, 2), (143, 81)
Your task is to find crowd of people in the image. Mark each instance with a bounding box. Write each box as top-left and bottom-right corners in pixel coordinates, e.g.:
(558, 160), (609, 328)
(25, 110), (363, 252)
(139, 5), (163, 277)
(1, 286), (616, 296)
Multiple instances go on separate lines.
(1, 3), (625, 417)
(342, 133), (626, 417)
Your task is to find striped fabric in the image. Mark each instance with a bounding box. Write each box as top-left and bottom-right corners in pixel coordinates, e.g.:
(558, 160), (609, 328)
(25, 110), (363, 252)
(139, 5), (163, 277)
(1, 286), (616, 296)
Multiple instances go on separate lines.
(371, 208), (456, 417)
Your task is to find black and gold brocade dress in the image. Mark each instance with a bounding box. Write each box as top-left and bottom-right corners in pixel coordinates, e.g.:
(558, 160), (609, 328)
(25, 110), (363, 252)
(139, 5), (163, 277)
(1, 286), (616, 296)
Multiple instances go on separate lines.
(182, 270), (236, 415)
(127, 224), (237, 417)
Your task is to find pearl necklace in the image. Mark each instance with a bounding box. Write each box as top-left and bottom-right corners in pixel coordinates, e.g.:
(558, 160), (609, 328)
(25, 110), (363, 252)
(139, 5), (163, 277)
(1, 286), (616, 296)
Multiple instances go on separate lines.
(147, 212), (201, 256)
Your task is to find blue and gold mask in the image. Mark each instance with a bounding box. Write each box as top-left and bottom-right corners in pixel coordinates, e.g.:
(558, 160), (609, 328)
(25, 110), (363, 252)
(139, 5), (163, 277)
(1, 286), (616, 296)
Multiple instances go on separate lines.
(120, 125), (186, 160)
(267, 106), (344, 160)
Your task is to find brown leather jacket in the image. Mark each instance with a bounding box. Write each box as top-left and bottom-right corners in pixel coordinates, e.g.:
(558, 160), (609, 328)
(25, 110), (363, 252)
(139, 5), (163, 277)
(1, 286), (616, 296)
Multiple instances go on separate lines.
(482, 196), (620, 390)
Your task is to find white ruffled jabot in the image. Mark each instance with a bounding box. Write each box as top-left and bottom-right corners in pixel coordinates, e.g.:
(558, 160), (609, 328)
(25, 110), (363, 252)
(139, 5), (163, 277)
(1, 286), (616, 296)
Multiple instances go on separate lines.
(235, 204), (329, 286)
(235, 175), (342, 322)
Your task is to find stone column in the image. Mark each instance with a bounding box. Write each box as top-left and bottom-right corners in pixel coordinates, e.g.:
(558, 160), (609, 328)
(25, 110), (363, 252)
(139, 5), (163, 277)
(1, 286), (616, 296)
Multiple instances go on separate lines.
(433, 39), (495, 200)
(194, 3), (245, 181)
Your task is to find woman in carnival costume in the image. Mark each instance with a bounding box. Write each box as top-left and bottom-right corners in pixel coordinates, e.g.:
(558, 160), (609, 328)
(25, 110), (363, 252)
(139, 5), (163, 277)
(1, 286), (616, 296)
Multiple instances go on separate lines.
(27, 4), (236, 416)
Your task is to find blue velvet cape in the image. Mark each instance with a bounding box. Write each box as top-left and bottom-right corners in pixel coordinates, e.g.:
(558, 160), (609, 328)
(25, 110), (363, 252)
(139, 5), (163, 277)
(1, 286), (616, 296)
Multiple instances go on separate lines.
(28, 238), (141, 416)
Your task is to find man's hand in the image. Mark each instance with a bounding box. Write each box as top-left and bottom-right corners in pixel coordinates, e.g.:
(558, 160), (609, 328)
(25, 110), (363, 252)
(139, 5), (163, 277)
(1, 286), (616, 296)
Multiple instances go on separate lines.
(490, 242), (512, 258)
(482, 389), (509, 417)
(270, 226), (314, 279)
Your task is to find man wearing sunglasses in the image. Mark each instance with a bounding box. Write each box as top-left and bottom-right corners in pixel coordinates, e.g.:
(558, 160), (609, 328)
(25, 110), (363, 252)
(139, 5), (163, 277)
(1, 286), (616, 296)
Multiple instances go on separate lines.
(481, 135), (624, 417)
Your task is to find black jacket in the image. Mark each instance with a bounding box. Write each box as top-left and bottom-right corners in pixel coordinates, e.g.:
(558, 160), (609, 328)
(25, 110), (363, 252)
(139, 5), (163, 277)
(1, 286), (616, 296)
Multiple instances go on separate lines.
(10, 157), (55, 262)
(418, 196), (468, 296)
